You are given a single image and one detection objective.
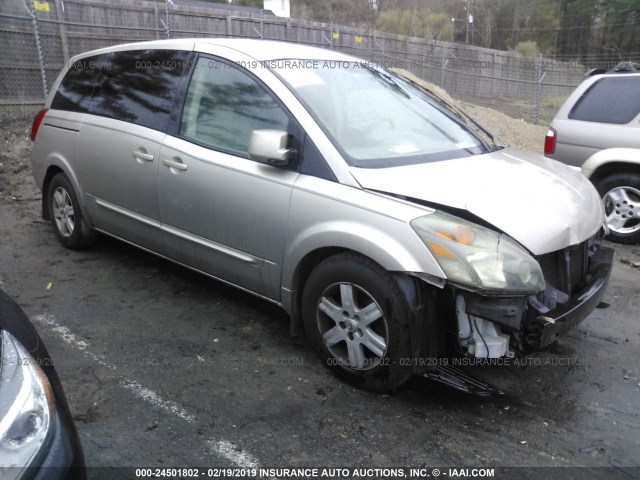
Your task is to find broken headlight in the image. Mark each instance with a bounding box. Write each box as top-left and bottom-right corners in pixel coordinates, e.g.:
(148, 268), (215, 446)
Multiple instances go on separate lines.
(411, 211), (545, 294)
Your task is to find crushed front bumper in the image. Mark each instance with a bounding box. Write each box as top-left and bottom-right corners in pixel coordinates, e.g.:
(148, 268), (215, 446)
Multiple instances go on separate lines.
(525, 246), (613, 348)
(456, 244), (614, 355)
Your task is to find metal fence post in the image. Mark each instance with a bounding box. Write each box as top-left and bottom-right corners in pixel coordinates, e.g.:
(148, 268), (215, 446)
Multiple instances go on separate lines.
(535, 53), (546, 125)
(330, 20), (333, 49)
(260, 8), (264, 39)
(165, 0), (171, 39)
(226, 15), (233, 36)
(54, 0), (69, 64)
(154, 2), (161, 39)
(24, 0), (48, 100)
(441, 45), (446, 88)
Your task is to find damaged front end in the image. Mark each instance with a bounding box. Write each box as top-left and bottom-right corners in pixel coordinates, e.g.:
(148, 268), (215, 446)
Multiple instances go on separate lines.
(407, 209), (613, 395)
(526, 233), (613, 349)
(452, 230), (613, 360)
(411, 229), (613, 396)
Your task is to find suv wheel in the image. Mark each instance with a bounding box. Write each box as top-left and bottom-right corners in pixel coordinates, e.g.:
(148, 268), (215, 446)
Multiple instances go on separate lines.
(47, 173), (98, 249)
(595, 173), (640, 244)
(302, 253), (415, 392)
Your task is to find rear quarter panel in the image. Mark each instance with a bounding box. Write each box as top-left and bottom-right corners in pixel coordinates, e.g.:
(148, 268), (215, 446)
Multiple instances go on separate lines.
(31, 110), (84, 201)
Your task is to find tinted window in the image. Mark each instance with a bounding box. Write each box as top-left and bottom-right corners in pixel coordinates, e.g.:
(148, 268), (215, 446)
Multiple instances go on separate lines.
(52, 50), (189, 131)
(180, 57), (289, 157)
(569, 76), (640, 124)
(51, 56), (100, 113)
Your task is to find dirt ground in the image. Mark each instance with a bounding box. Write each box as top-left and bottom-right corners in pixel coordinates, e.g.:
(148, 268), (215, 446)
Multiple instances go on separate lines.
(1, 107), (639, 479)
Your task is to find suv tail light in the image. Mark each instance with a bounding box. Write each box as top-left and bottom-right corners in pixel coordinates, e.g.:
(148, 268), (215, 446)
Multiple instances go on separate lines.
(31, 109), (48, 141)
(544, 127), (557, 155)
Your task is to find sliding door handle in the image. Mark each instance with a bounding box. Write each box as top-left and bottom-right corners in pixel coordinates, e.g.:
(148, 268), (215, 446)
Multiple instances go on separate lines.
(133, 148), (154, 162)
(162, 158), (188, 171)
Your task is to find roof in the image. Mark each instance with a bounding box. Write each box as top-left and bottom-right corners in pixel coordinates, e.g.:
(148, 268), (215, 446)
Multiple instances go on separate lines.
(70, 38), (359, 63)
(196, 38), (357, 62)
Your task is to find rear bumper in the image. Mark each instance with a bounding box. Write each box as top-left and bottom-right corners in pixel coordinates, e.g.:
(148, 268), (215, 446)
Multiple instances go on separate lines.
(525, 246), (613, 348)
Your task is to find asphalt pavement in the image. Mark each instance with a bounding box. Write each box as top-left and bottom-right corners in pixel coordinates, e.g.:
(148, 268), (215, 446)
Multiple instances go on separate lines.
(0, 122), (639, 480)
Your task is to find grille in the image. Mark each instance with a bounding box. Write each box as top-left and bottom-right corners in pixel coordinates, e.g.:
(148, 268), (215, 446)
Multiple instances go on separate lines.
(536, 242), (588, 296)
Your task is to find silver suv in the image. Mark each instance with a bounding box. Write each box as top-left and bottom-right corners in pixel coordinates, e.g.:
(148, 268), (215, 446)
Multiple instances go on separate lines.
(31, 39), (612, 393)
(545, 67), (640, 244)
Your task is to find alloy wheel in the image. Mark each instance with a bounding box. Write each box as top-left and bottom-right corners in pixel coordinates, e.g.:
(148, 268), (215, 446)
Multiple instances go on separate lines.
(316, 282), (389, 370)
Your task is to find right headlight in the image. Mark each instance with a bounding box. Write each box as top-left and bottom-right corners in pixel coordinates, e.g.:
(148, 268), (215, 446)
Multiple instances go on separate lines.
(411, 211), (545, 294)
(0, 330), (55, 479)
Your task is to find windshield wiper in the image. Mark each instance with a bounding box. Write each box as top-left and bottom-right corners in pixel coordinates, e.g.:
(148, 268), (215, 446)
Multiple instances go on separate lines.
(389, 71), (497, 148)
(362, 64), (411, 99)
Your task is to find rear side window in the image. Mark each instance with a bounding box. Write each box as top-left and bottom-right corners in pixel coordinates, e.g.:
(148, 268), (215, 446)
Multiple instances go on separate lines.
(569, 76), (640, 124)
(51, 49), (189, 131)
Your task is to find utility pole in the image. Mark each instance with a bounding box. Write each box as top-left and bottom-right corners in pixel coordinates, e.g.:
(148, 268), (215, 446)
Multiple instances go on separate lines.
(465, 0), (470, 44)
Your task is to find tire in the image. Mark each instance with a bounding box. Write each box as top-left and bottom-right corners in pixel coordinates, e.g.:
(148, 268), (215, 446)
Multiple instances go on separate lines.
(594, 173), (640, 245)
(302, 253), (414, 392)
(47, 173), (98, 249)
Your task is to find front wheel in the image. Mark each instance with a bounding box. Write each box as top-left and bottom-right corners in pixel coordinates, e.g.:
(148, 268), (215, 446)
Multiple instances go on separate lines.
(595, 173), (640, 244)
(302, 253), (414, 392)
(47, 173), (98, 249)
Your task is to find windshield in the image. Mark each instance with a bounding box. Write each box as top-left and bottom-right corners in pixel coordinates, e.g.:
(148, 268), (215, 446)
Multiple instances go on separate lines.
(272, 61), (493, 168)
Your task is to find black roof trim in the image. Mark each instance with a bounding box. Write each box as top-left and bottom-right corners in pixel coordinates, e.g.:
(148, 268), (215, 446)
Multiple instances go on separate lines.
(586, 61), (640, 77)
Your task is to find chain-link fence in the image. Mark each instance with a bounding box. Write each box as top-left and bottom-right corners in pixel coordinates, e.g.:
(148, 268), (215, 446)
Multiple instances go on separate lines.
(1, 0), (589, 124)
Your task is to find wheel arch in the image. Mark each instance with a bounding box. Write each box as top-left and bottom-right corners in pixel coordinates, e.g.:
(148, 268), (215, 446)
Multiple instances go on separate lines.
(282, 220), (444, 328)
(582, 148), (640, 182)
(41, 161), (91, 227)
(287, 246), (445, 371)
(287, 246), (358, 333)
(42, 165), (64, 220)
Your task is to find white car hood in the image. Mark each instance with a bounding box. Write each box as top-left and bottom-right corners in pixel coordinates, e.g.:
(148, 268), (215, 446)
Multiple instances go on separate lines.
(350, 148), (604, 255)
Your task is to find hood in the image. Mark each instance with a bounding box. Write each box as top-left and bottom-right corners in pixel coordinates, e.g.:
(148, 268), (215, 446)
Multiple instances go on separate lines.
(350, 148), (604, 255)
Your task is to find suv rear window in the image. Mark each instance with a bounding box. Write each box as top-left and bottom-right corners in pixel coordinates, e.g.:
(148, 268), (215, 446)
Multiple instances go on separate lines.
(569, 76), (640, 124)
(51, 49), (188, 131)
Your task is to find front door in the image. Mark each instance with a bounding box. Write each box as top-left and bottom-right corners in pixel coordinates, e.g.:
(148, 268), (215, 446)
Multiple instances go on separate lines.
(158, 56), (300, 299)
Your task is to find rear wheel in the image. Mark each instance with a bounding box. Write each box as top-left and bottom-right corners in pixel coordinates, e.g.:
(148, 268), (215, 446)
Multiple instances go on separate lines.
(302, 253), (414, 392)
(595, 173), (640, 244)
(47, 173), (97, 249)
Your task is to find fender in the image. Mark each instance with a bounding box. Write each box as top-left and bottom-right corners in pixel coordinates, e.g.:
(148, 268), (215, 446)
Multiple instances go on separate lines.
(283, 220), (445, 291)
(280, 175), (448, 320)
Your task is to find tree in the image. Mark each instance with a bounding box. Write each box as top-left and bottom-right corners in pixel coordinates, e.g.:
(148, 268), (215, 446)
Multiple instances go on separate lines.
(376, 8), (453, 41)
(556, 0), (596, 58)
(291, 0), (376, 26)
(280, 0), (638, 62)
(598, 0), (640, 58)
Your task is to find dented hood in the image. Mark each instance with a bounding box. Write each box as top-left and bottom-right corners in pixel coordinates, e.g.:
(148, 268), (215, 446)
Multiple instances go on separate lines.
(350, 148), (604, 255)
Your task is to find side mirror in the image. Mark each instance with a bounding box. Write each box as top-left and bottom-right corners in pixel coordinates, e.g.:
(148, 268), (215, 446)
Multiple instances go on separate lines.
(248, 130), (295, 167)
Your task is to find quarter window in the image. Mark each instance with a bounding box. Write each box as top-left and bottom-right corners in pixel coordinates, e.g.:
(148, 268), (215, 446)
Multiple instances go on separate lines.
(180, 57), (289, 157)
(51, 56), (99, 113)
(569, 76), (640, 124)
(51, 50), (188, 131)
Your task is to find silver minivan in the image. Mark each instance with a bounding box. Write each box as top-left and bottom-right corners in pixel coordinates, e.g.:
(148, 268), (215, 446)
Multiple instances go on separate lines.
(545, 69), (640, 244)
(31, 39), (613, 392)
